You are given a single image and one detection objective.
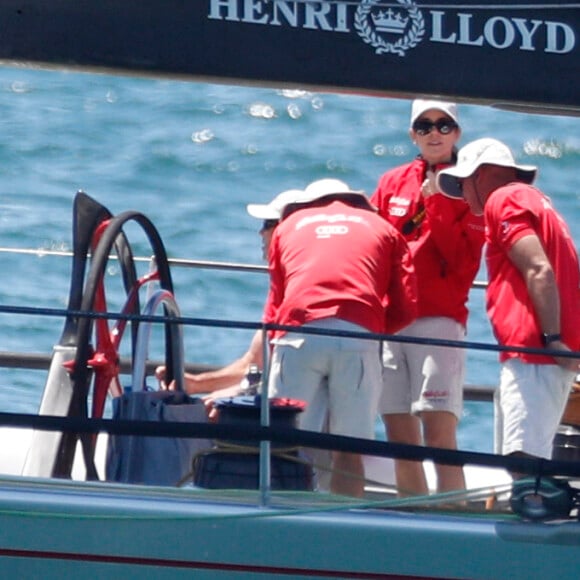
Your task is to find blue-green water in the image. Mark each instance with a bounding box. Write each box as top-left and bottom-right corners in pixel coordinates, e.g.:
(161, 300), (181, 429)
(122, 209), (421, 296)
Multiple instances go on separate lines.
(0, 66), (578, 454)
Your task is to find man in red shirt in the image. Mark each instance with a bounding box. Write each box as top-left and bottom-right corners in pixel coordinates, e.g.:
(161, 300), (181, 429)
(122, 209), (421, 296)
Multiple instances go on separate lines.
(371, 100), (485, 496)
(155, 188), (303, 399)
(265, 178), (418, 497)
(438, 138), (580, 465)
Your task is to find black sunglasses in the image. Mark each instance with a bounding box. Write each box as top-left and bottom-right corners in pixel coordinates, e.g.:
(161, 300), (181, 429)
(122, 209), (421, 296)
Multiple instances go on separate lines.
(412, 118), (458, 136)
(261, 219), (279, 231)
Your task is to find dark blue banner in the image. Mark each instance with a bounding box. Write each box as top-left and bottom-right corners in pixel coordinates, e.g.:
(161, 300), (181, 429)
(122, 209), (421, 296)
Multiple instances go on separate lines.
(0, 1), (577, 114)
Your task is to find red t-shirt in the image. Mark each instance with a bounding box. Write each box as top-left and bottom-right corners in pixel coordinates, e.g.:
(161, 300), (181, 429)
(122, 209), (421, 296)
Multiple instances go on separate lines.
(371, 158), (485, 326)
(485, 182), (580, 363)
(263, 200), (418, 338)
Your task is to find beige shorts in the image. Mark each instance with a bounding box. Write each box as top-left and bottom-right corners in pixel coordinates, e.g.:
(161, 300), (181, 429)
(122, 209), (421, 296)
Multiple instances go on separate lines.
(494, 358), (576, 458)
(379, 317), (465, 419)
(267, 318), (382, 439)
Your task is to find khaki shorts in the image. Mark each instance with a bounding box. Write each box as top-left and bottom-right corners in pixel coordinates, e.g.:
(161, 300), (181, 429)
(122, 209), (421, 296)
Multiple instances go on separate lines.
(267, 318), (382, 440)
(494, 358), (576, 458)
(379, 317), (465, 419)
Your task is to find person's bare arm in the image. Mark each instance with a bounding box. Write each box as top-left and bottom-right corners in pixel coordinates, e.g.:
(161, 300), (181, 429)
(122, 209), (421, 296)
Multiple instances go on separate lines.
(508, 234), (578, 371)
(156, 329), (265, 394)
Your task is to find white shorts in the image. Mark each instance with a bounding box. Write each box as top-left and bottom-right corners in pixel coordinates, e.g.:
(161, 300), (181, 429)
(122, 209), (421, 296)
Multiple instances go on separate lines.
(494, 358), (576, 458)
(267, 318), (382, 440)
(379, 317), (465, 419)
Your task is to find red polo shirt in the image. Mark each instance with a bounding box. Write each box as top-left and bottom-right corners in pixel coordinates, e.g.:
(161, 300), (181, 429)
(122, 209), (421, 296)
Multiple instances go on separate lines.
(485, 182), (580, 363)
(263, 200), (418, 338)
(371, 157), (485, 326)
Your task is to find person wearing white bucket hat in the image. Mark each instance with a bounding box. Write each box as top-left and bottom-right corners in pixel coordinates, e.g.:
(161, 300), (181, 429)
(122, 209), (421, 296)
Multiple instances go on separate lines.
(155, 188), (304, 399)
(264, 177), (418, 497)
(279, 177), (377, 217)
(371, 99), (485, 497)
(247, 188), (305, 219)
(437, 138), (537, 204)
(438, 138), (580, 465)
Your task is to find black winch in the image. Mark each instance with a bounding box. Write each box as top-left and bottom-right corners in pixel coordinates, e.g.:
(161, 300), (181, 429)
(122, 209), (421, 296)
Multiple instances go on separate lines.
(192, 395), (315, 491)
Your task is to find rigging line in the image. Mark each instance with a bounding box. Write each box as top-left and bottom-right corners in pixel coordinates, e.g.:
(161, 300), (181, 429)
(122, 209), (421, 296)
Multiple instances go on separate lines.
(2, 411), (578, 477)
(361, 482), (515, 509)
(0, 246), (487, 284)
(0, 247), (267, 273)
(0, 484), (517, 521)
(0, 302), (575, 359)
(0, 350), (496, 400)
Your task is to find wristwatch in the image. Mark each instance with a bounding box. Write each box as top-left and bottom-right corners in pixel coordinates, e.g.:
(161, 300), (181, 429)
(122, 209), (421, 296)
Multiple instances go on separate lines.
(541, 332), (562, 346)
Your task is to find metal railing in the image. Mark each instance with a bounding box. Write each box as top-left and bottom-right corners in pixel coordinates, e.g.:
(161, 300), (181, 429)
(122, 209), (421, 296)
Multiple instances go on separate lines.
(0, 246), (495, 401)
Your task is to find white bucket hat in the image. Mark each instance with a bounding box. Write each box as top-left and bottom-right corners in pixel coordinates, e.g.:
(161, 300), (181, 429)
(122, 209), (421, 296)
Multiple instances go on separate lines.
(437, 138), (538, 199)
(410, 99), (458, 127)
(282, 178), (376, 218)
(246, 189), (304, 220)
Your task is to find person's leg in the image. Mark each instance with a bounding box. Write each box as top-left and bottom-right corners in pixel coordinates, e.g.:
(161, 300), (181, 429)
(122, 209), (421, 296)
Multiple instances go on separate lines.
(421, 410), (465, 493)
(383, 412), (428, 496)
(326, 323), (382, 497)
(268, 341), (328, 433)
(379, 329), (429, 495)
(411, 318), (466, 492)
(499, 360), (575, 463)
(268, 339), (332, 491)
(331, 451), (365, 497)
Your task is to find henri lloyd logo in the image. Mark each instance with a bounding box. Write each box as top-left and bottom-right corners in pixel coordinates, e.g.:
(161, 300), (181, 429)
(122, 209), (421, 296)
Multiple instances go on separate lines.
(355, 0), (576, 56)
(208, 0), (576, 57)
(355, 0), (425, 56)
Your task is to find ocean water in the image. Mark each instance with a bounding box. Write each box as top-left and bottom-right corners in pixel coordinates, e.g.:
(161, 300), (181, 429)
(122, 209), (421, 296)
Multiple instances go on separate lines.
(0, 66), (578, 454)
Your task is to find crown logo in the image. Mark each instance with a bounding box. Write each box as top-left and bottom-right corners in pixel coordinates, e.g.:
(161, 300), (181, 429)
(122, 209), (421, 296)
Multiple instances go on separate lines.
(371, 9), (408, 34)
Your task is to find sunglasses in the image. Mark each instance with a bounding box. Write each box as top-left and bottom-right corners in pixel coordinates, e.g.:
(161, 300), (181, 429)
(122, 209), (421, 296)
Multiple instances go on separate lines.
(261, 219), (279, 231)
(412, 118), (458, 136)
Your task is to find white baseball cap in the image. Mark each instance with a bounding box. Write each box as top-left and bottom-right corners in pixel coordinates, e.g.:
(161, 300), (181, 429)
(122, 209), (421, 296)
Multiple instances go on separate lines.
(282, 178), (376, 218)
(246, 189), (304, 220)
(410, 99), (459, 127)
(437, 138), (538, 199)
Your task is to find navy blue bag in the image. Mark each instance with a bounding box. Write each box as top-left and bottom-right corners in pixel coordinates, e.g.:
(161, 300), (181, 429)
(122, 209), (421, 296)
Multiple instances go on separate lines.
(106, 289), (210, 486)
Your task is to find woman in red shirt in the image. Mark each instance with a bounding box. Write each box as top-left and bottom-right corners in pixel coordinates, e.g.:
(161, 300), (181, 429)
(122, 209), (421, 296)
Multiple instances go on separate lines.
(371, 100), (485, 496)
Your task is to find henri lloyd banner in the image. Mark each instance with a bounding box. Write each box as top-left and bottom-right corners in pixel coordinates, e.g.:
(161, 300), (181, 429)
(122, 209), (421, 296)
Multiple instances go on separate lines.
(208, 0), (576, 57)
(204, 0), (579, 110)
(0, 0), (576, 112)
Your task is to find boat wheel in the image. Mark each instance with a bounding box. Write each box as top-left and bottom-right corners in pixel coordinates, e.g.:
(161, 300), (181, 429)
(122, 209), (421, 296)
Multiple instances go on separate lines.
(62, 209), (174, 479)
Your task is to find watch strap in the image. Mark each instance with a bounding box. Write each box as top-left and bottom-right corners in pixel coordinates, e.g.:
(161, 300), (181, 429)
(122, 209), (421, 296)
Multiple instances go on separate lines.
(542, 333), (562, 346)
